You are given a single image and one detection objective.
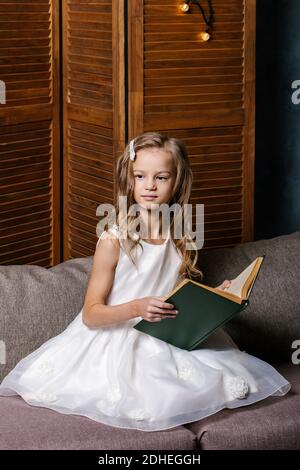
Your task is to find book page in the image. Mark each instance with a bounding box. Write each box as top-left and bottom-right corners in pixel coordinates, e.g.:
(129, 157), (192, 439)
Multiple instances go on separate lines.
(221, 259), (257, 298)
(165, 257), (263, 305)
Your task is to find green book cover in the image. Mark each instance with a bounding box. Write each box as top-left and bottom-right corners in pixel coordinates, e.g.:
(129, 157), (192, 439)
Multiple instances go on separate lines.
(133, 256), (265, 351)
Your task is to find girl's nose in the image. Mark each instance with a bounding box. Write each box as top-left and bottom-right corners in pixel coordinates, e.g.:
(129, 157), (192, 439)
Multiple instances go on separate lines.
(146, 180), (156, 190)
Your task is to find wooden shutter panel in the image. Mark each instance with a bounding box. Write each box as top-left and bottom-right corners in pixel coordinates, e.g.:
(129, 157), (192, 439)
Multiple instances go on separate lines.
(63, 0), (124, 259)
(128, 0), (255, 249)
(0, 0), (60, 266)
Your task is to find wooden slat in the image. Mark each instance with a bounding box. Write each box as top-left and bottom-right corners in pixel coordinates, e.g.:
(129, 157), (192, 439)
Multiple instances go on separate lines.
(0, 0), (60, 266)
(63, 0), (125, 259)
(0, 119), (56, 265)
(0, 209), (51, 232)
(67, 3), (112, 113)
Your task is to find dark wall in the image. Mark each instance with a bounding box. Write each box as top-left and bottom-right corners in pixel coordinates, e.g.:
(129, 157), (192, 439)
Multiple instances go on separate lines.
(255, 0), (300, 240)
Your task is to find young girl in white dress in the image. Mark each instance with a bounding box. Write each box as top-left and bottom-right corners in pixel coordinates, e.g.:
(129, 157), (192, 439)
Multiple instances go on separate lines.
(0, 132), (290, 432)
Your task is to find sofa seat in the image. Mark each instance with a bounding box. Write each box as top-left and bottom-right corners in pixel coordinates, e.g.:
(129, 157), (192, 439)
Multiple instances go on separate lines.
(0, 395), (197, 450)
(1, 363), (297, 450)
(1, 231), (300, 449)
(185, 363), (300, 450)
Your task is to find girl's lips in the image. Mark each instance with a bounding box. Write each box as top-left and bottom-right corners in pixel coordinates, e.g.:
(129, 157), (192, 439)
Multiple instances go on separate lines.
(142, 196), (157, 199)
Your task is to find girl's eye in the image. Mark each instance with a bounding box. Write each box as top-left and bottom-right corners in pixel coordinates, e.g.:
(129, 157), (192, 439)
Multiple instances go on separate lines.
(134, 175), (168, 180)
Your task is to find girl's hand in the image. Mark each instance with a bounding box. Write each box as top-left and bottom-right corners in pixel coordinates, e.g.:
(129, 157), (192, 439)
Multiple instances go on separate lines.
(216, 279), (232, 290)
(133, 296), (179, 322)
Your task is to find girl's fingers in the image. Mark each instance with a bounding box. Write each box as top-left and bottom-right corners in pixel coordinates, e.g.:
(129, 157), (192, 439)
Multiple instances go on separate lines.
(216, 280), (231, 290)
(151, 315), (176, 322)
(149, 306), (165, 313)
(154, 298), (174, 309)
(150, 306), (177, 314)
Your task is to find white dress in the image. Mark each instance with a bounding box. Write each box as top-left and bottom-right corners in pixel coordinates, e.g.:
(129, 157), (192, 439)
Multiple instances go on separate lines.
(0, 225), (291, 432)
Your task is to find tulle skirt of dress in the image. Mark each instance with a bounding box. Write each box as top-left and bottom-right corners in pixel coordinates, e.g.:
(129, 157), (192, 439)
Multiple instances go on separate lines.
(0, 310), (291, 432)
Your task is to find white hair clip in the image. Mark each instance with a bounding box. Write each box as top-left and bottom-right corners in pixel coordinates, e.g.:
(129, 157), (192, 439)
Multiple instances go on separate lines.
(129, 139), (136, 161)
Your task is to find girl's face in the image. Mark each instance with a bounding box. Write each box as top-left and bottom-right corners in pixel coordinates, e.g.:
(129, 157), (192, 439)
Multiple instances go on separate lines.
(132, 147), (176, 208)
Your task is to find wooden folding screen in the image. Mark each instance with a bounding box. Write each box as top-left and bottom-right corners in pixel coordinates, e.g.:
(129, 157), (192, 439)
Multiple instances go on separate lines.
(62, 0), (124, 259)
(128, 0), (256, 249)
(0, 0), (255, 264)
(0, 0), (60, 266)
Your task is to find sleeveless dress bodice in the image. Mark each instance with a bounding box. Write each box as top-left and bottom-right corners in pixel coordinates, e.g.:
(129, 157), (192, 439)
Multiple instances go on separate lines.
(96, 224), (183, 327)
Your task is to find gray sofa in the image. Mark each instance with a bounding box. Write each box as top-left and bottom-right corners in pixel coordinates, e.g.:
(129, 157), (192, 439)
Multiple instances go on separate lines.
(0, 231), (300, 450)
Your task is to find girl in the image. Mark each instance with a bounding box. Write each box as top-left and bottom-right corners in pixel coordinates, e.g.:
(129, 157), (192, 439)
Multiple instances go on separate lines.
(0, 132), (290, 432)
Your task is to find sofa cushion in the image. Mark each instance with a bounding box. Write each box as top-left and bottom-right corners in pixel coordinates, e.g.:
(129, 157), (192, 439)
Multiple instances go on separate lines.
(185, 362), (300, 450)
(197, 231), (300, 361)
(0, 257), (92, 382)
(0, 396), (197, 450)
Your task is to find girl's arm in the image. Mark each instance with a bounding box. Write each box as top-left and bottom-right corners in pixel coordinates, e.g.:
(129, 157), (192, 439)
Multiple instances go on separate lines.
(82, 233), (137, 327)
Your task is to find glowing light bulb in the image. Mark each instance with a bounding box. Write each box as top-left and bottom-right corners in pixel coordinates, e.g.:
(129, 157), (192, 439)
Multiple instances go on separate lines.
(180, 2), (190, 13)
(199, 31), (210, 42)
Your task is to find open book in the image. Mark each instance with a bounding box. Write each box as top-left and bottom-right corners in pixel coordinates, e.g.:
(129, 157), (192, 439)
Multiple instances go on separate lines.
(200, 256), (265, 304)
(133, 256), (265, 350)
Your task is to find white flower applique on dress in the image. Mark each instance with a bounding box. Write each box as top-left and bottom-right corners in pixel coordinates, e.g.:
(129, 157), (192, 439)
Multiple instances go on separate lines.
(126, 408), (147, 421)
(177, 361), (196, 381)
(36, 360), (56, 378)
(96, 384), (122, 411)
(97, 384), (149, 422)
(224, 375), (249, 400)
(22, 359), (58, 403)
(108, 385), (122, 405)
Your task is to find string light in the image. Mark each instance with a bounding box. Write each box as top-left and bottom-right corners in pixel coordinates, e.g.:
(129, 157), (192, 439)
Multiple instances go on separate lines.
(180, 2), (190, 12)
(180, 1), (214, 42)
(198, 31), (210, 42)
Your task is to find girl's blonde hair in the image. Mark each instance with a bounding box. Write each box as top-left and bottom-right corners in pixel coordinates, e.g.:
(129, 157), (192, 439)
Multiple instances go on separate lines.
(107, 132), (203, 280)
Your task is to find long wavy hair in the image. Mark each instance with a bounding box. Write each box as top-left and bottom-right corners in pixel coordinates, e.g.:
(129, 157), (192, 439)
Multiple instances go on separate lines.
(104, 132), (203, 280)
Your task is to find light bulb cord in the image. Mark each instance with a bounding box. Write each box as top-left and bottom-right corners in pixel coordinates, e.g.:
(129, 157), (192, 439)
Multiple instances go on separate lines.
(187, 0), (214, 33)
